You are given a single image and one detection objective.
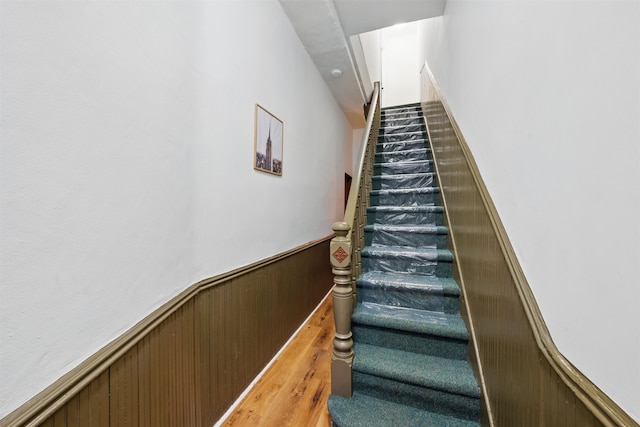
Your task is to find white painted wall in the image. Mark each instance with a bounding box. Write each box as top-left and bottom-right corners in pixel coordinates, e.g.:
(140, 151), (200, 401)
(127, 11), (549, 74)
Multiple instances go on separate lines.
(0, 0), (350, 418)
(381, 23), (420, 108)
(359, 29), (382, 86)
(352, 128), (365, 175)
(418, 1), (640, 422)
(350, 34), (374, 99)
(344, 126), (355, 177)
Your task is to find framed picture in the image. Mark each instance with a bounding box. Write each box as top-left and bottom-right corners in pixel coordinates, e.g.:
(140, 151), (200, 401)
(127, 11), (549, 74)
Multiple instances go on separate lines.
(254, 104), (284, 176)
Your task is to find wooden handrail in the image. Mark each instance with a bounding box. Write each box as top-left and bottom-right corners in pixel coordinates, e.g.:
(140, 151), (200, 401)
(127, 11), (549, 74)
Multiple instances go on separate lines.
(329, 82), (380, 398)
(343, 81), (380, 238)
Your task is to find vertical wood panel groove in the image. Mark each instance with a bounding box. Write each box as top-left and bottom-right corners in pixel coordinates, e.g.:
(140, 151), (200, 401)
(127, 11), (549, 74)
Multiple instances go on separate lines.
(3, 238), (332, 427)
(420, 62), (638, 427)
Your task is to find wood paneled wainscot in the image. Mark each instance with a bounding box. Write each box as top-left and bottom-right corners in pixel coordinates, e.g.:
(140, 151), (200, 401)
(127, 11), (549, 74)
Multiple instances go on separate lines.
(1, 237), (333, 427)
(419, 62), (638, 427)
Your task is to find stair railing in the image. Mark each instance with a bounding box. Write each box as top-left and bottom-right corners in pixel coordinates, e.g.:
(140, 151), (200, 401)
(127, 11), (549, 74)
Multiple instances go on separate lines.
(330, 81), (380, 398)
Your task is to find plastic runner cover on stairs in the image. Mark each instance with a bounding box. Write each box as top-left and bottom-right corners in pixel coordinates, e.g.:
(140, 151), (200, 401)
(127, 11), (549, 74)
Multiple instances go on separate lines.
(328, 103), (480, 426)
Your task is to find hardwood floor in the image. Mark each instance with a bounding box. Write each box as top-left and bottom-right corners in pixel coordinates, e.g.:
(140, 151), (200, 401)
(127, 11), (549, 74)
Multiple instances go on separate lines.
(220, 292), (335, 427)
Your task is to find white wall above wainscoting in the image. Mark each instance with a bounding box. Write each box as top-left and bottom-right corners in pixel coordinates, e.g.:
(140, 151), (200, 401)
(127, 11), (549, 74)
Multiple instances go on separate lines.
(0, 0), (351, 418)
(417, 1), (640, 422)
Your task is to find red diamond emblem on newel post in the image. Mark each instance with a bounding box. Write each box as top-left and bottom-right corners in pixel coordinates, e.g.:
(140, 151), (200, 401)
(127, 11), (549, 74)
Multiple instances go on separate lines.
(332, 246), (349, 264)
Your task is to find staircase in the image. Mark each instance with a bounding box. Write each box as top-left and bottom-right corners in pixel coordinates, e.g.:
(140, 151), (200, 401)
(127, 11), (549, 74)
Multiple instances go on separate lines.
(328, 104), (481, 426)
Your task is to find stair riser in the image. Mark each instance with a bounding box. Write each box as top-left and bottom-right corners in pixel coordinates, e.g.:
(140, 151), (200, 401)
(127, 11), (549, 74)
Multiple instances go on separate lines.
(353, 323), (468, 359)
(370, 190), (440, 207)
(357, 285), (460, 313)
(364, 228), (447, 248)
(353, 372), (481, 422)
(376, 140), (427, 153)
(378, 132), (427, 143)
(375, 150), (431, 163)
(380, 124), (424, 135)
(367, 210), (444, 226)
(372, 174), (435, 190)
(374, 161), (433, 175)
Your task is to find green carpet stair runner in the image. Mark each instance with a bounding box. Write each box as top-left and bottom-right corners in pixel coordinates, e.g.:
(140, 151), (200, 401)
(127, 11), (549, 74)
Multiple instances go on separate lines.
(328, 103), (481, 426)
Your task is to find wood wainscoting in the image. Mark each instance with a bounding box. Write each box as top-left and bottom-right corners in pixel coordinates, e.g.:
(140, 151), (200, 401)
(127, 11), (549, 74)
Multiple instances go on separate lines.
(1, 237), (333, 427)
(420, 63), (638, 427)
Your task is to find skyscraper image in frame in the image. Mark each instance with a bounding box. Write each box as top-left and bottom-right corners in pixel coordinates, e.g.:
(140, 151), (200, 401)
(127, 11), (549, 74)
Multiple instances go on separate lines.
(254, 104), (283, 175)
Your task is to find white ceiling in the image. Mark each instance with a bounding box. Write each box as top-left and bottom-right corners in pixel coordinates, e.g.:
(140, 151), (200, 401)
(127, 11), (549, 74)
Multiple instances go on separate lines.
(333, 0), (446, 36)
(279, 0), (446, 127)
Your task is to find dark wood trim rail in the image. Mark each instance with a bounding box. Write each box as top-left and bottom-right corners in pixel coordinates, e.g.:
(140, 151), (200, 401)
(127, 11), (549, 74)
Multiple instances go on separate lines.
(420, 62), (638, 427)
(1, 236), (334, 427)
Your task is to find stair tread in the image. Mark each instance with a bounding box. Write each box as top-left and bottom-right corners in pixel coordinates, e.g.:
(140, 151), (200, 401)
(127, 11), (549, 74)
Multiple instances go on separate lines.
(376, 142), (428, 151)
(362, 245), (453, 261)
(370, 187), (439, 195)
(378, 131), (426, 137)
(357, 271), (460, 296)
(382, 118), (423, 122)
(381, 112), (422, 117)
(376, 130), (429, 137)
(372, 179), (437, 191)
(378, 119), (422, 124)
(328, 393), (479, 427)
(364, 224), (448, 234)
(381, 125), (424, 132)
(382, 114), (422, 118)
(381, 109), (421, 114)
(366, 206), (444, 226)
(368, 205), (443, 212)
(374, 159), (432, 166)
(353, 302), (468, 340)
(354, 343), (481, 398)
(376, 147), (429, 155)
(372, 172), (435, 180)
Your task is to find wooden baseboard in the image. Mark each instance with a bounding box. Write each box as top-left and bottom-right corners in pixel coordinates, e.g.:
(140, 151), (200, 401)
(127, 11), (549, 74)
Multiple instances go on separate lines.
(1, 236), (334, 427)
(420, 61), (637, 427)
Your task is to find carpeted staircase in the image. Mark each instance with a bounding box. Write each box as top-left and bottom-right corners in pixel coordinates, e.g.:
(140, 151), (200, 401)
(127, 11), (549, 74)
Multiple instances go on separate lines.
(328, 104), (481, 426)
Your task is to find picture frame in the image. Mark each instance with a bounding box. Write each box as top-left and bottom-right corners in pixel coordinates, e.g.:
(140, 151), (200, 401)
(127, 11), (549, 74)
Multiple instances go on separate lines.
(254, 104), (284, 176)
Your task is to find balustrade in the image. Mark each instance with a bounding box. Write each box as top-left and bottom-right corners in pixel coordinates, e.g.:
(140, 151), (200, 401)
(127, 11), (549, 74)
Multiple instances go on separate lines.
(329, 82), (380, 397)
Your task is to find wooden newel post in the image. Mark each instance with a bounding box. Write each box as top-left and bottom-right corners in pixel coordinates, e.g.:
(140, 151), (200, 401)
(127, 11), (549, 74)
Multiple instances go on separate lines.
(330, 222), (354, 398)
